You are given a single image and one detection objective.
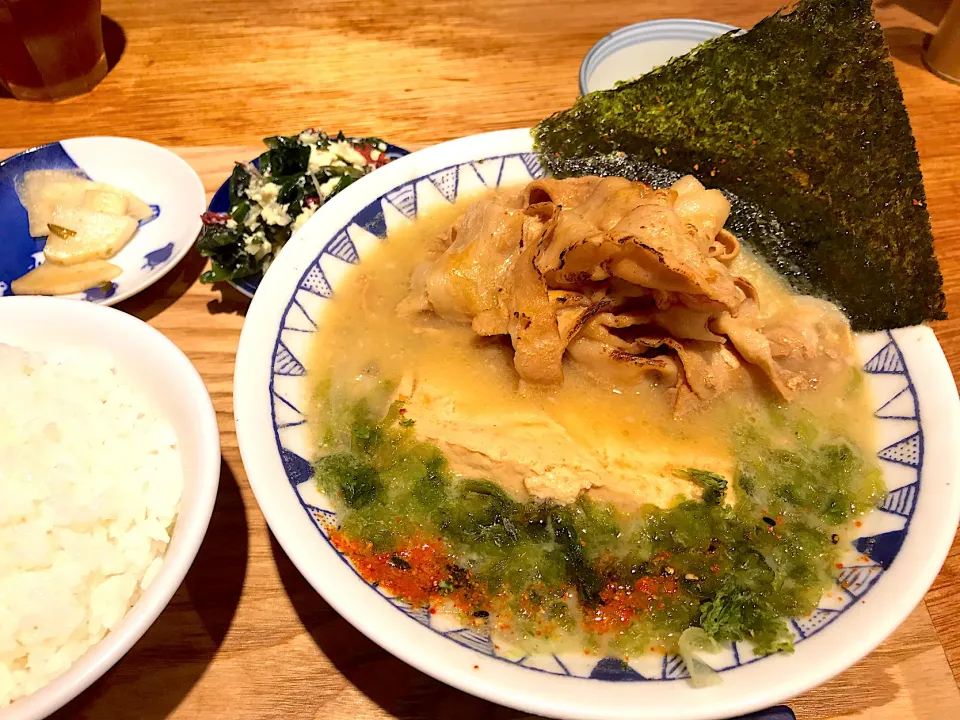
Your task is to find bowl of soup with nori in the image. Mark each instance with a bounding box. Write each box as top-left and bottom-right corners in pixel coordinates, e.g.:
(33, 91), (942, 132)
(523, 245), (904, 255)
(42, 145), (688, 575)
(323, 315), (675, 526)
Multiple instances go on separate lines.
(234, 129), (960, 720)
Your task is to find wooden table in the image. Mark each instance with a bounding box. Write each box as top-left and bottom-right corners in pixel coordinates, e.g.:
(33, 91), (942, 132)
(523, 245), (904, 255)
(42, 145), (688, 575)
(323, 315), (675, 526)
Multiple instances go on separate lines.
(3, 0), (960, 718)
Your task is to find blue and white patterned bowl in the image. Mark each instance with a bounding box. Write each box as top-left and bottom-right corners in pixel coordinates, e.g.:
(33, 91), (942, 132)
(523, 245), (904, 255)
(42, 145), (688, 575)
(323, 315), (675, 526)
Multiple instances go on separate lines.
(579, 19), (738, 95)
(233, 129), (960, 720)
(0, 137), (205, 305)
(206, 140), (410, 299)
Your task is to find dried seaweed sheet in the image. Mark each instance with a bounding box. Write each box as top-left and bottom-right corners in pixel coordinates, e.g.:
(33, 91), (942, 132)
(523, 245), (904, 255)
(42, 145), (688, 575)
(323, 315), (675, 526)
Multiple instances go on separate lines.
(534, 0), (945, 330)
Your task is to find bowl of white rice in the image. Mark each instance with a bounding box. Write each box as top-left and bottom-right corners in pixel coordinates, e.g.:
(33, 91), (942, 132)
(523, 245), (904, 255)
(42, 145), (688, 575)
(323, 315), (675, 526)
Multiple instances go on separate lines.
(0, 296), (220, 720)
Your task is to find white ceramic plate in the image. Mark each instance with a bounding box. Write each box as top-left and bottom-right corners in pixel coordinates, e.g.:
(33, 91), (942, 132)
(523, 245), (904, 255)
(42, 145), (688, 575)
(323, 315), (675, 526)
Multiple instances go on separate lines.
(233, 128), (960, 720)
(0, 297), (221, 720)
(0, 137), (205, 305)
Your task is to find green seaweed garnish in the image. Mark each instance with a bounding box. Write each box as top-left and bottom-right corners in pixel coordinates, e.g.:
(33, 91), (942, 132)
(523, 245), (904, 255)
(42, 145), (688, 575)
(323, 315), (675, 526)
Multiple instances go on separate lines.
(314, 393), (882, 657)
(678, 469), (728, 506)
(534, 0), (945, 330)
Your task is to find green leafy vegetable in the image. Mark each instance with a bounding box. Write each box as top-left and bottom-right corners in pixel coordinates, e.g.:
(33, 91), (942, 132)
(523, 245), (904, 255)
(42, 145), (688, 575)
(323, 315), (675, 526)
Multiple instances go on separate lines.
(313, 392), (882, 659)
(533, 0), (945, 330)
(197, 130), (393, 284)
(315, 452), (380, 509)
(699, 576), (793, 655)
(678, 468), (728, 505)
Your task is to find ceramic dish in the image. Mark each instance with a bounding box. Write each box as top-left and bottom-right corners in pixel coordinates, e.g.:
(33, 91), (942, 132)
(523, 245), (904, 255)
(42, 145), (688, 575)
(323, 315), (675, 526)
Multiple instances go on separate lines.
(579, 19), (738, 95)
(0, 137), (205, 305)
(206, 139), (409, 298)
(0, 297), (221, 720)
(233, 128), (960, 720)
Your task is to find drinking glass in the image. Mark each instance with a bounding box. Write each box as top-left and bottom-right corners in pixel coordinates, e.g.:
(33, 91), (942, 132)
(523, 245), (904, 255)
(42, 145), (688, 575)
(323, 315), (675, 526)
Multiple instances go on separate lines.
(0, 0), (108, 101)
(925, 0), (960, 84)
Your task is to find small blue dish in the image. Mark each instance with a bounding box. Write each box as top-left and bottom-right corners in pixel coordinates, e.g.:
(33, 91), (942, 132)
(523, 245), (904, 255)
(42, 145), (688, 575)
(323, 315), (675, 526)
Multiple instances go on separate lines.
(207, 139), (410, 298)
(579, 18), (739, 95)
(0, 137), (205, 305)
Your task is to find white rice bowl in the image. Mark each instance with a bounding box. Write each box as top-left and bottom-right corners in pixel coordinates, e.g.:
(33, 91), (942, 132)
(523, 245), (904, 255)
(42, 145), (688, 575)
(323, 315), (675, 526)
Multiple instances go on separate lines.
(0, 344), (182, 705)
(0, 297), (219, 720)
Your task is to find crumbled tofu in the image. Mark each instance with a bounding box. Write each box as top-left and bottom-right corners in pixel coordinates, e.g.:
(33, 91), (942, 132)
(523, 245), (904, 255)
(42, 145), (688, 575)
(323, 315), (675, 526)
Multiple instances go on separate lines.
(292, 206), (317, 233)
(246, 182), (289, 226)
(243, 206), (261, 229)
(308, 146), (341, 173)
(243, 231), (272, 260)
(331, 140), (367, 166)
(260, 201), (291, 227)
(246, 181), (280, 206)
(319, 177), (341, 197)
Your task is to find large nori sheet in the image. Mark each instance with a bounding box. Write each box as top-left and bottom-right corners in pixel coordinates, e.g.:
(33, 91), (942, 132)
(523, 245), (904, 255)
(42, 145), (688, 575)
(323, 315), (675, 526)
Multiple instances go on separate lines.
(534, 0), (945, 330)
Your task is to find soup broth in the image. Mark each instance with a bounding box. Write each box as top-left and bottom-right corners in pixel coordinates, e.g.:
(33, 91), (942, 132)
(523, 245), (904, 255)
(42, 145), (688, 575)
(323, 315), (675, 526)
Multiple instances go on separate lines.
(307, 185), (883, 659)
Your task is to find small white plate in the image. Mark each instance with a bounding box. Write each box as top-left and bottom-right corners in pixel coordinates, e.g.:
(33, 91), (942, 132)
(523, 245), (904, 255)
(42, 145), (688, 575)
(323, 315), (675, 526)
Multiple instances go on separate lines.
(0, 137), (205, 305)
(579, 19), (739, 95)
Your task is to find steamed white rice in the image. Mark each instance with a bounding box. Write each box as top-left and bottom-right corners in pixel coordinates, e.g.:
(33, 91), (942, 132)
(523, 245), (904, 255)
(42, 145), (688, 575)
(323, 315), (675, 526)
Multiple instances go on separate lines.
(0, 343), (183, 706)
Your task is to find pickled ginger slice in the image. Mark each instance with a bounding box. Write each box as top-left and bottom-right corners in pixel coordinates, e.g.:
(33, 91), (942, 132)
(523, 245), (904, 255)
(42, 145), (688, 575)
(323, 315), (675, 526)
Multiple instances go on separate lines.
(17, 170), (89, 237)
(43, 207), (138, 265)
(11, 260), (121, 296)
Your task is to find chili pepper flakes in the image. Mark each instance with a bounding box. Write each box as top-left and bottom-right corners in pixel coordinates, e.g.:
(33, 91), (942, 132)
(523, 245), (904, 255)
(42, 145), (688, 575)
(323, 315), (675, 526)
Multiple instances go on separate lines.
(329, 530), (489, 612)
(583, 577), (680, 634)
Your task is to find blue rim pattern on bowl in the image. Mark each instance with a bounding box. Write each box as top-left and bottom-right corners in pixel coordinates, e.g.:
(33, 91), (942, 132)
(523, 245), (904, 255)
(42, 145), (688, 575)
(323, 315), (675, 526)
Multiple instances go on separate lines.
(261, 150), (924, 682)
(579, 19), (739, 95)
(0, 143), (164, 301)
(206, 140), (410, 299)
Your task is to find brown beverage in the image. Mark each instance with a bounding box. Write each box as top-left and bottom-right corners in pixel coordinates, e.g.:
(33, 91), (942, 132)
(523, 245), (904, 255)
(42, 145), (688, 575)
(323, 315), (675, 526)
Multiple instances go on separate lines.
(0, 0), (107, 101)
(925, 0), (960, 84)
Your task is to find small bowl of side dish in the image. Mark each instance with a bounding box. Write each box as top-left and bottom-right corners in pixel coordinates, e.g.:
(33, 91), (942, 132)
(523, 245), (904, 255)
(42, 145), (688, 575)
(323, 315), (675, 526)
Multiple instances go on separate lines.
(200, 130), (409, 298)
(0, 137), (205, 305)
(234, 128), (960, 720)
(0, 297), (220, 720)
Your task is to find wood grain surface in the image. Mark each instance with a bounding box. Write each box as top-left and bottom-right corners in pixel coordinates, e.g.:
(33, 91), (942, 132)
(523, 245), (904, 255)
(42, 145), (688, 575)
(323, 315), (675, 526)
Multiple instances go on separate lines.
(2, 0), (959, 718)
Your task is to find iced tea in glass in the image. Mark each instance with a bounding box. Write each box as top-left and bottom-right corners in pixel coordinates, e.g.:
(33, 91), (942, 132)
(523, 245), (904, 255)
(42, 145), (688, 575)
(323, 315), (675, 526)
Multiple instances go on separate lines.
(0, 0), (107, 101)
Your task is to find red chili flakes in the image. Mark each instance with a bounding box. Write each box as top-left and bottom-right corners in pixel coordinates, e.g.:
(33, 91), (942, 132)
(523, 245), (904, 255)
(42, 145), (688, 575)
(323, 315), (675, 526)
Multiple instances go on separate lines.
(855, 521), (863, 528)
(787, 149), (795, 155)
(835, 563), (844, 569)
(328, 530), (487, 612)
(583, 577), (680, 634)
(473, 665), (479, 670)
(913, 199), (922, 206)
